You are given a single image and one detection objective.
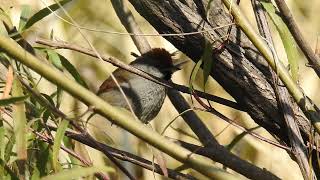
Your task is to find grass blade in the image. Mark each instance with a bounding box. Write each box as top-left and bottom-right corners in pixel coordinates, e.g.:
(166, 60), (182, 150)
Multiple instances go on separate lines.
(52, 119), (69, 172)
(23, 0), (72, 31)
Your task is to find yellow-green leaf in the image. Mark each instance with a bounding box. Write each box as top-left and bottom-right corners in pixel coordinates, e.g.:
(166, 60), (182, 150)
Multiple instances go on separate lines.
(261, 2), (299, 82)
(52, 119), (69, 172)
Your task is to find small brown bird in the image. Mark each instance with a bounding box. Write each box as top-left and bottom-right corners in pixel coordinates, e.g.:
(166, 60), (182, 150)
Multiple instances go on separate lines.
(97, 48), (183, 123)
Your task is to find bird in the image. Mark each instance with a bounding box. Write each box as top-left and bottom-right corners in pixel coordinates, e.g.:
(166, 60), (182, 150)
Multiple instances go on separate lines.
(97, 48), (184, 124)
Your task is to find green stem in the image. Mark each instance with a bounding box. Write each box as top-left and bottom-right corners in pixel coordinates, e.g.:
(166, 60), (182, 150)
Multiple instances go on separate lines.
(0, 35), (238, 179)
(221, 0), (320, 134)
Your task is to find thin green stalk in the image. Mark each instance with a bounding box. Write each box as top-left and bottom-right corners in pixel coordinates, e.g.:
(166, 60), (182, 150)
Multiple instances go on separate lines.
(221, 0), (320, 134)
(12, 77), (28, 179)
(0, 35), (238, 179)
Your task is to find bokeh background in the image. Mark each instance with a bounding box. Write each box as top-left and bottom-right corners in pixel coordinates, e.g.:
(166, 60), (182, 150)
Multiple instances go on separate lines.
(1, 0), (319, 179)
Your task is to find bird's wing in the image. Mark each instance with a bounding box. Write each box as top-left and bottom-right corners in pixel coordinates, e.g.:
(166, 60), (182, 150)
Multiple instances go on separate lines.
(97, 69), (131, 95)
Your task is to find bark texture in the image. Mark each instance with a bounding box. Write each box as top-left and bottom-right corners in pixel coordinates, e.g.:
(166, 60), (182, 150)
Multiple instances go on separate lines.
(128, 0), (313, 145)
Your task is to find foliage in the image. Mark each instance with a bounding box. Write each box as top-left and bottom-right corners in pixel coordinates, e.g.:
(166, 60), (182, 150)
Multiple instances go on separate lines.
(0, 0), (318, 179)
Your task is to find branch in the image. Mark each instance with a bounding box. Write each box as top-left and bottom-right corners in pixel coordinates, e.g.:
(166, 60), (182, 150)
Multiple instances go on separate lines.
(35, 38), (244, 111)
(127, 0), (316, 148)
(0, 34), (238, 179)
(19, 77), (136, 180)
(168, 89), (280, 180)
(21, 75), (195, 180)
(108, 2), (280, 179)
(64, 130), (196, 180)
(220, 0), (320, 134)
(273, 0), (320, 77)
(111, 0), (151, 53)
(32, 129), (110, 180)
(251, 1), (314, 179)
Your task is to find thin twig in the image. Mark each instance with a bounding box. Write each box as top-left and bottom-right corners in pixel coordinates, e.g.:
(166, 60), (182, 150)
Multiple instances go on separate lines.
(111, 0), (151, 53)
(46, 125), (196, 180)
(273, 0), (320, 77)
(251, 1), (314, 179)
(21, 77), (193, 179)
(35, 38), (244, 111)
(0, 65), (13, 114)
(20, 78), (136, 180)
(168, 89), (280, 180)
(220, 0), (320, 135)
(32, 129), (110, 180)
(112, 1), (277, 178)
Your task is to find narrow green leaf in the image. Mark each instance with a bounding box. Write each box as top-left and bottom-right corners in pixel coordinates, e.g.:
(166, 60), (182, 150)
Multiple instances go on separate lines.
(261, 2), (299, 81)
(56, 87), (63, 109)
(0, 96), (28, 106)
(58, 54), (89, 88)
(41, 93), (56, 107)
(41, 166), (114, 180)
(226, 126), (260, 151)
(52, 119), (69, 172)
(189, 59), (203, 91)
(31, 166), (40, 180)
(46, 50), (63, 70)
(23, 0), (72, 30)
(0, 159), (19, 180)
(18, 5), (32, 31)
(12, 78), (28, 178)
(4, 134), (15, 162)
(0, 121), (5, 160)
(202, 40), (213, 88)
(36, 142), (50, 177)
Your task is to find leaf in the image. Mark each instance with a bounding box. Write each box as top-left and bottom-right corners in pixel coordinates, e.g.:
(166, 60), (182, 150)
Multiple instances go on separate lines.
(4, 134), (15, 162)
(225, 126), (260, 151)
(0, 159), (19, 180)
(261, 2), (299, 81)
(41, 166), (114, 180)
(0, 96), (28, 106)
(189, 59), (203, 91)
(58, 54), (89, 88)
(36, 142), (51, 177)
(23, 0), (72, 31)
(46, 50), (63, 70)
(18, 5), (32, 32)
(56, 86), (63, 109)
(52, 119), (69, 172)
(202, 40), (213, 88)
(0, 122), (5, 160)
(31, 167), (40, 180)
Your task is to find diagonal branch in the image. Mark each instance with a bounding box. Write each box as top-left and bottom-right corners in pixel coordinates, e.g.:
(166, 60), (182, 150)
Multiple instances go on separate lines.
(220, 0), (320, 134)
(21, 75), (196, 180)
(127, 0), (317, 148)
(251, 1), (314, 179)
(0, 34), (239, 179)
(35, 38), (243, 111)
(273, 0), (320, 77)
(109, 1), (279, 179)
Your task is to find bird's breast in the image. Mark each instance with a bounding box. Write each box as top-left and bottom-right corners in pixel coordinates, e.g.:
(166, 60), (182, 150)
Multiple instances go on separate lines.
(126, 76), (167, 123)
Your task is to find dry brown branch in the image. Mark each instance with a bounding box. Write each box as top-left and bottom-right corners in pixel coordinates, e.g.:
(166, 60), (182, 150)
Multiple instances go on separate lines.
(274, 0), (320, 77)
(251, 1), (314, 179)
